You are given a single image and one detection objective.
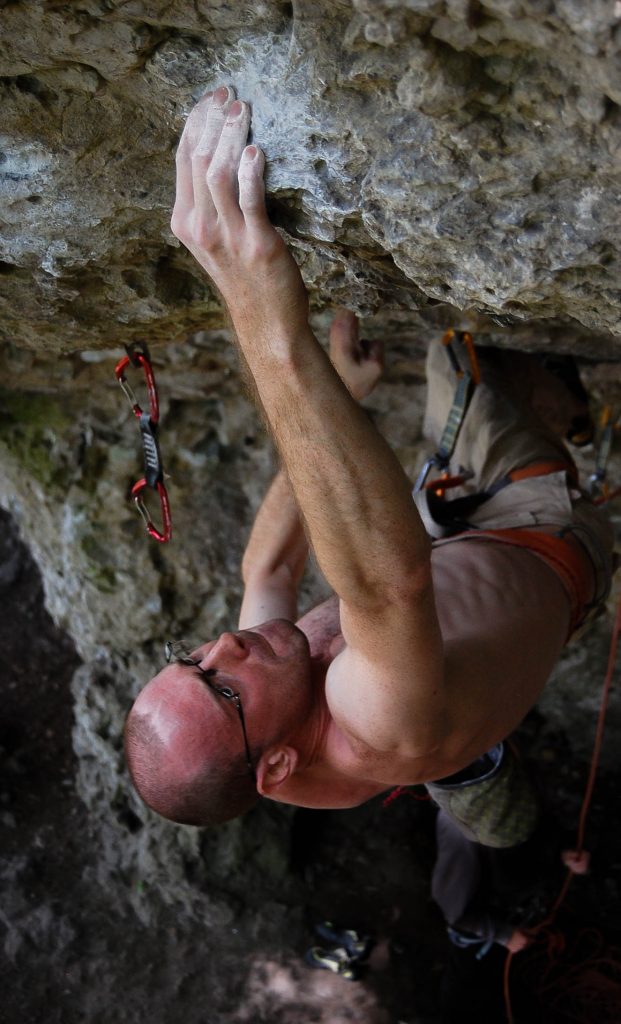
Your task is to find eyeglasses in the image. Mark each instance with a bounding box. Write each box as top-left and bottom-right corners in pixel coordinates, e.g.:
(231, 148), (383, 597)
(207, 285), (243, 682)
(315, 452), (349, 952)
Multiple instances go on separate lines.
(164, 640), (256, 783)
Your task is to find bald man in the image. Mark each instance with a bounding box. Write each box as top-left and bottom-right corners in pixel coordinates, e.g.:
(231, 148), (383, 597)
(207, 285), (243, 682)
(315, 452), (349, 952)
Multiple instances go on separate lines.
(125, 86), (614, 833)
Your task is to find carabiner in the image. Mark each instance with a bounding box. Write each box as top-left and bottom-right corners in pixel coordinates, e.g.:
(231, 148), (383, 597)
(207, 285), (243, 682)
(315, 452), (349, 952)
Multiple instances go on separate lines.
(130, 412), (171, 541)
(115, 342), (159, 424)
(131, 478), (172, 543)
(442, 329), (481, 385)
(413, 454), (448, 493)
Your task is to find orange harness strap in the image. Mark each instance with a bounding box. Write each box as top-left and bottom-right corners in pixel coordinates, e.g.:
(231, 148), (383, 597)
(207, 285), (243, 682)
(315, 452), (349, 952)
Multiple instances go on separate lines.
(451, 528), (591, 637)
(507, 459), (578, 486)
(426, 459), (578, 499)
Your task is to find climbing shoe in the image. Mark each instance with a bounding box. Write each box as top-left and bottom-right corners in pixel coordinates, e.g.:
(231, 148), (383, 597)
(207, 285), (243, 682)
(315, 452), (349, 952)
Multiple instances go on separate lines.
(304, 945), (360, 981)
(314, 921), (373, 961)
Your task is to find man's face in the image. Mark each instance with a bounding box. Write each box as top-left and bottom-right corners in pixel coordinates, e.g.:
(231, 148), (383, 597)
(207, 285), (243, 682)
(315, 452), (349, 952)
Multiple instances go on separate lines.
(133, 619), (313, 771)
(188, 618), (309, 676)
(187, 619), (313, 733)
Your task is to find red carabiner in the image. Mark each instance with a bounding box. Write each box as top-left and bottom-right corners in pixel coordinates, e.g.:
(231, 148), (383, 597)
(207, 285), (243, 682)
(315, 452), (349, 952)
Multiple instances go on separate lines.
(131, 478), (172, 543)
(115, 343), (159, 423)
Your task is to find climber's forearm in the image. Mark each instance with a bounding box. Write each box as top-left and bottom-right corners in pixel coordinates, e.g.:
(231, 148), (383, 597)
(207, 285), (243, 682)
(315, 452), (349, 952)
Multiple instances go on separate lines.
(239, 469), (308, 627)
(233, 318), (432, 611)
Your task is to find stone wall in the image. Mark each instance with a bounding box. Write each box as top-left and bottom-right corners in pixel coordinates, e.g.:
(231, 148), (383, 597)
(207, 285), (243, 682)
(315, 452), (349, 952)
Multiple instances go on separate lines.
(1, 0), (620, 916)
(1, 0), (621, 353)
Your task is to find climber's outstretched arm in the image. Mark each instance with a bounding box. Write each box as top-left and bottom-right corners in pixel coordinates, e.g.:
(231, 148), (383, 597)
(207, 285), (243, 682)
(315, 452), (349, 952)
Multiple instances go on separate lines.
(239, 311), (385, 629)
(172, 88), (448, 760)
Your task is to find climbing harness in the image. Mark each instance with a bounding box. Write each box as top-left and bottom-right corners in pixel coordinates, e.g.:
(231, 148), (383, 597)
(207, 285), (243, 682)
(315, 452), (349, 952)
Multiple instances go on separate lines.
(114, 341), (172, 543)
(412, 332), (589, 539)
(413, 329), (480, 494)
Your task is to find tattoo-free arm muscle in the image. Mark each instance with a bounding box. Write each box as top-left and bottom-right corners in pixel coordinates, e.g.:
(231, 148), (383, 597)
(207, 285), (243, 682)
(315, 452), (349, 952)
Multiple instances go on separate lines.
(239, 469), (308, 627)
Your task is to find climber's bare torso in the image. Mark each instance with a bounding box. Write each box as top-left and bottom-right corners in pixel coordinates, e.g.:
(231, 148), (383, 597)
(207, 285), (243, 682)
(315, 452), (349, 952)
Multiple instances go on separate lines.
(282, 529), (582, 810)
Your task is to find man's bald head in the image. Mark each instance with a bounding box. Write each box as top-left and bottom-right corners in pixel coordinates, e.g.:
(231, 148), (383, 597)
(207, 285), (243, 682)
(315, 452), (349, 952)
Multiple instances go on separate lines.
(125, 621), (315, 825)
(124, 668), (259, 826)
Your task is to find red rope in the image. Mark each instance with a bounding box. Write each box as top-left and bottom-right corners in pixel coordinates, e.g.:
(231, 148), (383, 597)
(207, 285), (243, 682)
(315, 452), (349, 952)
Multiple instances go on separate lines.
(382, 785), (430, 807)
(503, 590), (621, 1023)
(575, 592), (621, 855)
(509, 927), (621, 1023)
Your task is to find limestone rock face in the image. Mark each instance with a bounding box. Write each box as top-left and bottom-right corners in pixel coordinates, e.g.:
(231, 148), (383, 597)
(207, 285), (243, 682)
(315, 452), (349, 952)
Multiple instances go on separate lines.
(1, 0), (621, 354)
(1, 0), (621, 919)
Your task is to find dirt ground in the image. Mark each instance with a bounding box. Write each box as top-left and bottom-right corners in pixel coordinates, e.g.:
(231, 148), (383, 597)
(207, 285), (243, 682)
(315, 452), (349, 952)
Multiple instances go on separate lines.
(2, 506), (621, 1024)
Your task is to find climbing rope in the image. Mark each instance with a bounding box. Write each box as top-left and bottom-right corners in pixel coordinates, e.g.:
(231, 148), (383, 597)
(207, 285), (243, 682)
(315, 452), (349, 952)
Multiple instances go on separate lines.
(502, 415), (621, 1021)
(512, 927), (621, 1024)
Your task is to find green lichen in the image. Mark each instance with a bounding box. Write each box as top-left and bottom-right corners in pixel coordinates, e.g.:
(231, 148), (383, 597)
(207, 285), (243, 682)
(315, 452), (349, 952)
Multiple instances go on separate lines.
(0, 390), (73, 488)
(80, 528), (118, 593)
(79, 442), (109, 492)
(83, 561), (117, 594)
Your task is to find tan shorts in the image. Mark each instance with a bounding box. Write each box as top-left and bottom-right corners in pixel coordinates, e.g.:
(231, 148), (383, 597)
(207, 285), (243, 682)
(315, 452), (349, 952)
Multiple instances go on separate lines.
(418, 340), (615, 616)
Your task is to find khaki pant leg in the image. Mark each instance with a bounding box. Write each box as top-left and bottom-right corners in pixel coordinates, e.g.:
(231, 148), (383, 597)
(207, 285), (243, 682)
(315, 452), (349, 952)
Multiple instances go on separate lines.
(423, 341), (575, 490)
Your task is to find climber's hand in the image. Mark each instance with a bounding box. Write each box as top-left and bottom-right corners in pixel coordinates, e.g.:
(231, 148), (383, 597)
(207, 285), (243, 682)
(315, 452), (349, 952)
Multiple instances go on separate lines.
(329, 309), (384, 401)
(171, 86), (309, 339)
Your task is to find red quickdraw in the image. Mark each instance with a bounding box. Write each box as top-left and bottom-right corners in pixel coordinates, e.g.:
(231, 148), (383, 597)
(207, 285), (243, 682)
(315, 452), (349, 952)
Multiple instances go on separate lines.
(115, 342), (172, 543)
(423, 472), (473, 496)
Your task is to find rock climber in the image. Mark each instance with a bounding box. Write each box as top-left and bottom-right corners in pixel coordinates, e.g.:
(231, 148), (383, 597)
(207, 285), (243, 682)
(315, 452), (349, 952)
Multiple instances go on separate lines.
(124, 87), (615, 857)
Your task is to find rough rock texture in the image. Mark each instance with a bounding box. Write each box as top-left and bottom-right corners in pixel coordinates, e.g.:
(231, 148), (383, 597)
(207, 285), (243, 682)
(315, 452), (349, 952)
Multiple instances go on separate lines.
(1, 507), (446, 1024)
(1, 0), (621, 354)
(1, 4), (621, 1019)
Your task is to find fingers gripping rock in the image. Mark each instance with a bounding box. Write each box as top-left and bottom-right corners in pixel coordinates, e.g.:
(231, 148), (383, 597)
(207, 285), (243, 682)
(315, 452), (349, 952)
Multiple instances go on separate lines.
(171, 84), (309, 337)
(238, 146), (268, 225)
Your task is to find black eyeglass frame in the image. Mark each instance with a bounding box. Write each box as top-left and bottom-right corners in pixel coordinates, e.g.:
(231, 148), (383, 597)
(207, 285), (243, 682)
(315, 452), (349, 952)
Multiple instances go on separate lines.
(164, 640), (257, 783)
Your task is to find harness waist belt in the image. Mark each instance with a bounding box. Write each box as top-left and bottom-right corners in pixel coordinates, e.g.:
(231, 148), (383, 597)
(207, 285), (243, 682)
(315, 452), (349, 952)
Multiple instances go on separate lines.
(446, 528), (591, 637)
(493, 458), (579, 492)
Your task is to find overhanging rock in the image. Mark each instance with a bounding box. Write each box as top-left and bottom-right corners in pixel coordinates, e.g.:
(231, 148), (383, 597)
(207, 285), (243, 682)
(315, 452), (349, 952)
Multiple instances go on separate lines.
(1, 0), (621, 355)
